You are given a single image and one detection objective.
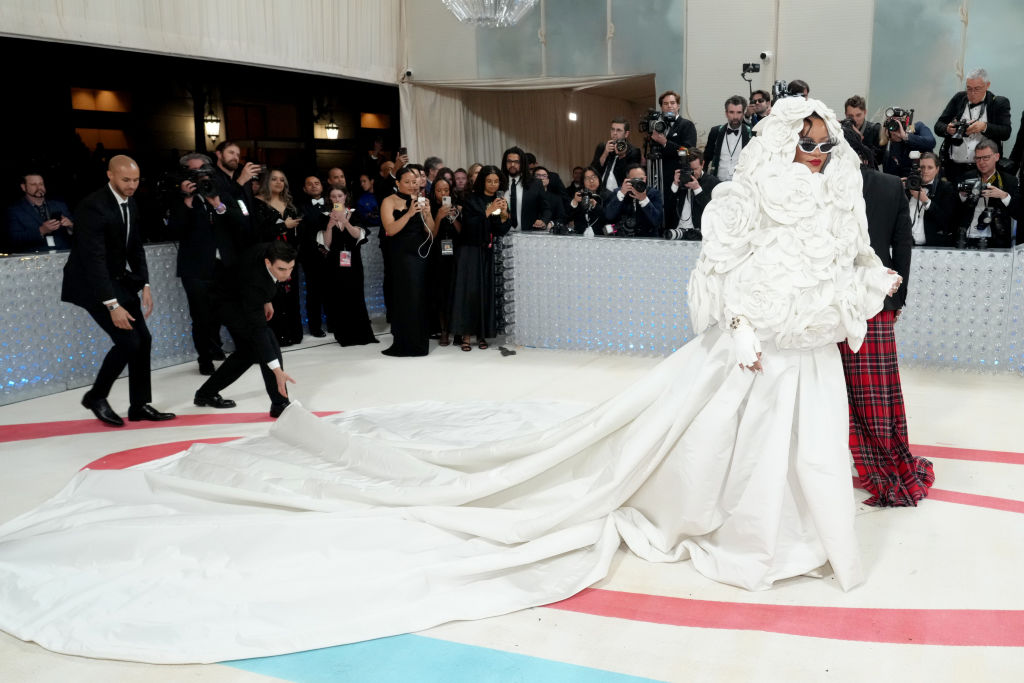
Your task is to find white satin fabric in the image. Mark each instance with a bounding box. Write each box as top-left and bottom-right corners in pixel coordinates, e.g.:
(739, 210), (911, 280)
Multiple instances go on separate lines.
(0, 327), (862, 664)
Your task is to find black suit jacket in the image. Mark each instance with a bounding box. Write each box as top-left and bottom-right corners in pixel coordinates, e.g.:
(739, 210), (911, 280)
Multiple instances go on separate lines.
(604, 187), (665, 238)
(591, 142), (642, 189)
(935, 91), (1012, 156)
(1008, 111), (1024, 178)
(61, 186), (148, 307)
(652, 117), (698, 184)
(5, 198), (72, 252)
(173, 197), (248, 278)
(954, 169), (1021, 248)
(860, 168), (913, 309)
(703, 124), (752, 179)
(215, 244), (281, 365)
(666, 172), (720, 234)
(508, 176), (551, 230)
(914, 178), (957, 247)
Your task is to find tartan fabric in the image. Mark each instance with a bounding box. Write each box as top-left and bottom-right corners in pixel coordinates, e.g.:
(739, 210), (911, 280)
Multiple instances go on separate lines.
(838, 310), (934, 506)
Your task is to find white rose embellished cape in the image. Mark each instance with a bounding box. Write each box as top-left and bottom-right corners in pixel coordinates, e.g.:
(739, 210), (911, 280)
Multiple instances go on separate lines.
(0, 99), (896, 664)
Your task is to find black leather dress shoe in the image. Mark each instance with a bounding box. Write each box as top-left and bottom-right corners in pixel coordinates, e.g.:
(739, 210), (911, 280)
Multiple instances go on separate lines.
(269, 401), (290, 418)
(310, 329), (327, 338)
(198, 360), (216, 376)
(128, 404), (177, 422)
(194, 393), (237, 409)
(82, 394), (124, 427)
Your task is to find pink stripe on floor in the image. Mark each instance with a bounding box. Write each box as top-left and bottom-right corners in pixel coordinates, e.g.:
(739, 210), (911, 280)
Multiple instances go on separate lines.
(549, 588), (1024, 646)
(912, 444), (1024, 465)
(84, 437), (243, 470)
(0, 411), (340, 443)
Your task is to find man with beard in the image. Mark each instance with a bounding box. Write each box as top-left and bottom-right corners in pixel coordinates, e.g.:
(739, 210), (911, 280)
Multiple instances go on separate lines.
(6, 173), (73, 252)
(501, 146), (550, 231)
(704, 96), (753, 181)
(213, 140), (261, 224)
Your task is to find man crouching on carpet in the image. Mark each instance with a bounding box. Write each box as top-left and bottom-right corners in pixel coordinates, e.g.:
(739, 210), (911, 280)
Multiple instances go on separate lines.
(194, 240), (298, 418)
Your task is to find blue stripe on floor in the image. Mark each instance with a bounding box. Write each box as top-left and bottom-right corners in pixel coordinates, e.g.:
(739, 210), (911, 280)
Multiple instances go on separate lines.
(225, 633), (664, 683)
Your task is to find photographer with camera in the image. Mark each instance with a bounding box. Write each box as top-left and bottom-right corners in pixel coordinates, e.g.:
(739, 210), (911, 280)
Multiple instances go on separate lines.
(170, 152), (247, 375)
(954, 139), (1020, 249)
(604, 164), (664, 238)
(644, 91), (697, 196)
(744, 89), (772, 127)
(843, 96), (884, 167)
(568, 166), (612, 236)
(905, 152), (956, 246)
(592, 118), (642, 192)
(705, 96), (752, 181)
(666, 149), (719, 240)
(879, 108), (935, 179)
(935, 68), (1012, 184)
(5, 172), (73, 253)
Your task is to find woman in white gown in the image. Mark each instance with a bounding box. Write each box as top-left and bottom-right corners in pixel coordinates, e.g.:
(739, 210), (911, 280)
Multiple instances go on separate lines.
(0, 97), (900, 664)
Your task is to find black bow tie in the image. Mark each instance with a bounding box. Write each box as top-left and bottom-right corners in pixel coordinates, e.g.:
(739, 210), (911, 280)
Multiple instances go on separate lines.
(311, 198), (324, 206)
(726, 128), (739, 136)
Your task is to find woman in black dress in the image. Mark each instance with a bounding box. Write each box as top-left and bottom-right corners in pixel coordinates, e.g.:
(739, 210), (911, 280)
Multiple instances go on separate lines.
(427, 178), (461, 346)
(320, 187), (378, 347)
(379, 167), (434, 357)
(449, 165), (511, 352)
(253, 168), (304, 345)
(568, 166), (613, 235)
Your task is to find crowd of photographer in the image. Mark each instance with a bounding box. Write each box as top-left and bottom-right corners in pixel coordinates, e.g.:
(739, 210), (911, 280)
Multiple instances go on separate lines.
(3, 67), (1023, 385)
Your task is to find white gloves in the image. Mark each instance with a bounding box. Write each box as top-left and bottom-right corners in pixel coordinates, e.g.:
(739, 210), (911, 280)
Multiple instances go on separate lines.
(731, 324), (762, 368)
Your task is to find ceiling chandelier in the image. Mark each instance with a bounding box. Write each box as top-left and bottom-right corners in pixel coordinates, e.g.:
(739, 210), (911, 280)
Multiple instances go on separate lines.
(441, 0), (539, 28)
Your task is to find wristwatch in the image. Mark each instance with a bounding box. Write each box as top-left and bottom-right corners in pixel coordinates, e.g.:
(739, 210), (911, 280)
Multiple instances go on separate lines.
(106, 302), (120, 312)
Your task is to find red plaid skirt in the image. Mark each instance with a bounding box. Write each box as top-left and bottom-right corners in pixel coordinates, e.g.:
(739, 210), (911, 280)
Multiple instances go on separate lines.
(838, 310), (934, 506)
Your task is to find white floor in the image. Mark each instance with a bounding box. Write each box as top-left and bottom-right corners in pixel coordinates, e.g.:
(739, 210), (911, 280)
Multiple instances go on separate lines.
(1, 334), (1023, 683)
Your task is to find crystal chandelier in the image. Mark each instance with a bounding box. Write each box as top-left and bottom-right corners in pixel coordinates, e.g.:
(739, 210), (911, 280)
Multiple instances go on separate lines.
(442, 0), (539, 28)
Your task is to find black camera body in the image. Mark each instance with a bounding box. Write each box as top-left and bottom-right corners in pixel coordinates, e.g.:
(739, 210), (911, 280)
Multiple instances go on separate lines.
(664, 227), (701, 241)
(187, 164), (218, 198)
(614, 139), (629, 155)
(884, 107), (914, 133)
(639, 110), (677, 135)
(550, 220), (574, 236)
(771, 80), (791, 102)
(578, 189), (601, 207)
(905, 152), (923, 192)
(949, 119), (970, 143)
(956, 177), (988, 199)
(626, 178), (648, 194)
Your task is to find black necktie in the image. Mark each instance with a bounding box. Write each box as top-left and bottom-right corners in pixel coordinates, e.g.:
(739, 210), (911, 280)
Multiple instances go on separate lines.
(510, 179), (519, 228)
(726, 128), (739, 135)
(120, 202), (129, 243)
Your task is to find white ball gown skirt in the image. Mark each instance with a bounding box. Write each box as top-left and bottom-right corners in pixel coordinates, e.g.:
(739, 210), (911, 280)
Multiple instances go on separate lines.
(0, 327), (862, 663)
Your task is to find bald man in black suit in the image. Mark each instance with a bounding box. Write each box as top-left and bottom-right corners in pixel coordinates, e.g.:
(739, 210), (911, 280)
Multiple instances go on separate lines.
(61, 155), (175, 427)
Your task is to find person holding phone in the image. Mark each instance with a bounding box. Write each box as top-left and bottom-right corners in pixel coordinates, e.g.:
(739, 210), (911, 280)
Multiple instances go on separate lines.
(450, 165), (511, 351)
(379, 167), (434, 356)
(6, 172), (73, 252)
(320, 187), (378, 346)
(428, 177), (461, 346)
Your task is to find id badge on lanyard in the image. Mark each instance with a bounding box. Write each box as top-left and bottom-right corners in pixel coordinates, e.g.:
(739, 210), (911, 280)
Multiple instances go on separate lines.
(339, 250), (352, 267)
(441, 239), (454, 256)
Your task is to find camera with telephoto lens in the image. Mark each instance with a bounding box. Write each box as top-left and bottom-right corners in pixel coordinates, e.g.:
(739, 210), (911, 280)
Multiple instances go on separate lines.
(614, 139), (629, 155)
(578, 188), (601, 208)
(626, 178), (648, 194)
(949, 119), (970, 144)
(187, 164), (217, 198)
(956, 177), (988, 199)
(664, 227), (701, 241)
(549, 220), (574, 236)
(904, 151), (923, 192)
(884, 107), (914, 133)
(771, 80), (792, 102)
(639, 109), (677, 135)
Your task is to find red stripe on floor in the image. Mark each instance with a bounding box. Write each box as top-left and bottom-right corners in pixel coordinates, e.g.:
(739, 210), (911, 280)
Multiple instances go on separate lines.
(0, 411), (340, 443)
(912, 444), (1024, 465)
(549, 588), (1024, 646)
(927, 488), (1024, 514)
(84, 437), (243, 470)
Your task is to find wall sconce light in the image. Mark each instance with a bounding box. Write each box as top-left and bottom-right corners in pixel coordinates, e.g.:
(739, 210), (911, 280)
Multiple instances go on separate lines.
(326, 119), (339, 140)
(204, 109), (221, 142)
(568, 112), (578, 122)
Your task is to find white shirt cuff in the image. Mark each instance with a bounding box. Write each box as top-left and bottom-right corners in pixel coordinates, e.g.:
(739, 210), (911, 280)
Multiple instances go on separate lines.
(639, 197), (651, 208)
(1001, 195), (1011, 207)
(102, 298), (117, 306)
(267, 360), (281, 371)
(692, 187), (702, 196)
(670, 183), (679, 193)
(616, 191), (625, 201)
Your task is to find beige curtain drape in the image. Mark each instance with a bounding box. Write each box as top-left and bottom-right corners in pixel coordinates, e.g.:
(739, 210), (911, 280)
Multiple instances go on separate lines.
(400, 75), (655, 176)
